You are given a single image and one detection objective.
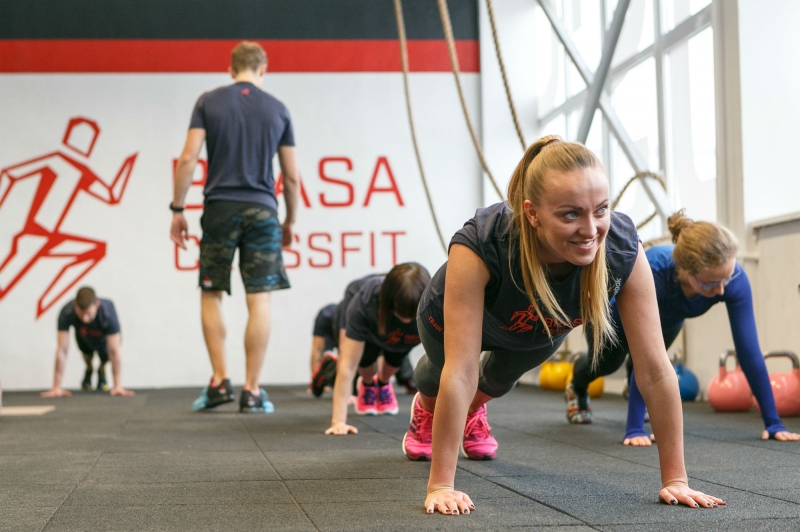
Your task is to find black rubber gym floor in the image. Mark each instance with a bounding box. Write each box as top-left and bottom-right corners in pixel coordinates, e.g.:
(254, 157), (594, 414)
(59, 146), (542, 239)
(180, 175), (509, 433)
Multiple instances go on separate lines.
(4, 384), (800, 531)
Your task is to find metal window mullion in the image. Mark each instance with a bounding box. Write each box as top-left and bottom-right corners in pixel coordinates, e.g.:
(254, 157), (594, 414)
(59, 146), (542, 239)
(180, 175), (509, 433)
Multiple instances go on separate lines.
(608, 6), (711, 80)
(560, 0), (571, 137)
(659, 5), (712, 53)
(654, 0), (669, 232)
(576, 0), (631, 144)
(609, 44), (654, 79)
(537, 0), (670, 220)
(601, 0), (613, 193)
(654, 0), (667, 175)
(538, 90), (587, 126)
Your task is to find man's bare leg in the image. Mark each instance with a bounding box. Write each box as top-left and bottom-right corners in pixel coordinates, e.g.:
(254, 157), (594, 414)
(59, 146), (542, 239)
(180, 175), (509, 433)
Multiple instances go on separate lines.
(244, 292), (270, 392)
(201, 290), (227, 384)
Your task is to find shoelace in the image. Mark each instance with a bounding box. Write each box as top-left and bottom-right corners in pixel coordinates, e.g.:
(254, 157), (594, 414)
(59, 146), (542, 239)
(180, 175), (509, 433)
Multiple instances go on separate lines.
(378, 385), (393, 403)
(464, 409), (491, 440)
(362, 386), (377, 405)
(413, 406), (434, 443)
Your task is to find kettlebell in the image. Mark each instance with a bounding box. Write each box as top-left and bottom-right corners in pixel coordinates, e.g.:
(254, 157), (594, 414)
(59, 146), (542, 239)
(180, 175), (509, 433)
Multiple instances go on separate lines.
(707, 350), (753, 412)
(754, 351), (800, 417)
(674, 362), (699, 402)
(539, 350), (571, 391)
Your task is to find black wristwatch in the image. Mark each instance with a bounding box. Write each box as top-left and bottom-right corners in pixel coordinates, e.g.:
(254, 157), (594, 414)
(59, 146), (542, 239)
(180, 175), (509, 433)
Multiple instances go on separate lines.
(169, 203), (185, 213)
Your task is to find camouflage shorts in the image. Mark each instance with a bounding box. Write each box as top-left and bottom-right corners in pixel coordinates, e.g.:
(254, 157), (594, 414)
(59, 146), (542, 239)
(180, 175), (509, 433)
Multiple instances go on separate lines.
(199, 201), (290, 294)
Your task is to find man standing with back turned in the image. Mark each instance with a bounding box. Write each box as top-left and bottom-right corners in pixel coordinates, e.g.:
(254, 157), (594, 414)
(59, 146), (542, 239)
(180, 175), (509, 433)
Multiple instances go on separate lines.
(170, 42), (299, 413)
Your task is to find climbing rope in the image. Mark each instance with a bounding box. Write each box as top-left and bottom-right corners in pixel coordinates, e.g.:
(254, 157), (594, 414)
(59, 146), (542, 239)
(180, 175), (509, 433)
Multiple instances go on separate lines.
(485, 0), (526, 151)
(611, 171), (668, 230)
(393, 0), (448, 254)
(642, 234), (672, 249)
(437, 0), (504, 200)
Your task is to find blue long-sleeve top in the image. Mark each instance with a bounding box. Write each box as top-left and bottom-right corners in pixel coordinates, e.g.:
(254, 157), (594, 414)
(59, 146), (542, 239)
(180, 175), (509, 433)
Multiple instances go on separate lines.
(618, 245), (786, 439)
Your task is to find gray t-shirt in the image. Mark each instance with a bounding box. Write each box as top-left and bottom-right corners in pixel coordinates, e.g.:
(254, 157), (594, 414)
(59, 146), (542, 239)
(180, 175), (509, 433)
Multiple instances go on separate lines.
(190, 81), (294, 210)
(419, 202), (639, 351)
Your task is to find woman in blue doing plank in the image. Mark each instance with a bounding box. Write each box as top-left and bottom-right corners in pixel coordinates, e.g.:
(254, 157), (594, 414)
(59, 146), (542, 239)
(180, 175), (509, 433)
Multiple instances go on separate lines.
(568, 211), (800, 445)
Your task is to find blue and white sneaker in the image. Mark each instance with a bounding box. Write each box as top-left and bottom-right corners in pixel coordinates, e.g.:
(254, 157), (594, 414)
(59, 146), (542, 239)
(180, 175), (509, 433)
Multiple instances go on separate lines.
(239, 388), (275, 414)
(192, 378), (235, 411)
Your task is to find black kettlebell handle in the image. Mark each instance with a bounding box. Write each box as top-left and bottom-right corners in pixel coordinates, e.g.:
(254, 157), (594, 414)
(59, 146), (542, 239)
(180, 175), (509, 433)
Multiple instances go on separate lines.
(550, 349), (571, 363)
(719, 349), (739, 368)
(763, 350), (800, 369)
(568, 351), (585, 363)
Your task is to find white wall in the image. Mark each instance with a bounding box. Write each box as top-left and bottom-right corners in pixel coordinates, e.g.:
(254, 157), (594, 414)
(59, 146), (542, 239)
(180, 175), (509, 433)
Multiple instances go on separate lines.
(479, 0), (538, 201)
(739, 0), (800, 225)
(0, 72), (482, 390)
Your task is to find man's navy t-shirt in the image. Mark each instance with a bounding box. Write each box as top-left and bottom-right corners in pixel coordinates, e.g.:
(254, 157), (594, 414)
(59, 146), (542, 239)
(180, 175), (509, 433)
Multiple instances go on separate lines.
(190, 81), (294, 210)
(419, 202), (639, 351)
(57, 299), (121, 355)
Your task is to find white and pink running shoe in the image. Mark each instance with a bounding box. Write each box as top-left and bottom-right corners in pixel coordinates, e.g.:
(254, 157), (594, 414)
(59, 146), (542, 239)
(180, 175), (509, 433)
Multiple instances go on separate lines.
(354, 377), (378, 415)
(461, 404), (498, 460)
(376, 380), (399, 415)
(402, 392), (433, 461)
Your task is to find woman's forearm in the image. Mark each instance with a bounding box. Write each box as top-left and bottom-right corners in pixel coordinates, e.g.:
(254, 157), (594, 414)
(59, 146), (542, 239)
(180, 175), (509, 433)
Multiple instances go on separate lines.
(427, 365), (477, 492)
(331, 363), (354, 425)
(636, 365), (687, 483)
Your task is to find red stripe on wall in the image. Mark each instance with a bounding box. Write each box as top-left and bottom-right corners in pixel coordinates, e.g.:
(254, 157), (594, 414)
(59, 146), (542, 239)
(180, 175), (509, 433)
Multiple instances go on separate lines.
(0, 39), (479, 73)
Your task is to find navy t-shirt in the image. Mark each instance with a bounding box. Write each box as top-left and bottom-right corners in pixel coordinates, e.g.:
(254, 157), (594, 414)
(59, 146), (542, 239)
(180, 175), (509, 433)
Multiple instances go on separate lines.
(190, 81), (294, 210)
(333, 274), (382, 333)
(345, 276), (421, 354)
(313, 303), (338, 347)
(419, 202), (639, 351)
(57, 299), (121, 355)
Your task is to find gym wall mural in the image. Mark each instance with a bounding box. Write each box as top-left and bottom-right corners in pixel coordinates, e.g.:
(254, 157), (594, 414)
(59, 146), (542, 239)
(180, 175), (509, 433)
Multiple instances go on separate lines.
(0, 0), (484, 390)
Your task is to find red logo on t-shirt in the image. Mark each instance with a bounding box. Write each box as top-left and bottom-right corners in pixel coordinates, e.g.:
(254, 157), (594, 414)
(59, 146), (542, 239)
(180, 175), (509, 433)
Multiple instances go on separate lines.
(386, 329), (403, 345)
(241, 88), (250, 95)
(500, 305), (539, 333)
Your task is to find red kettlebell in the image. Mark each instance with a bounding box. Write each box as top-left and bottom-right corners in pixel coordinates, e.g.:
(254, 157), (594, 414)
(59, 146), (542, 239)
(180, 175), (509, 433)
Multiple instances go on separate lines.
(707, 350), (753, 412)
(754, 351), (800, 417)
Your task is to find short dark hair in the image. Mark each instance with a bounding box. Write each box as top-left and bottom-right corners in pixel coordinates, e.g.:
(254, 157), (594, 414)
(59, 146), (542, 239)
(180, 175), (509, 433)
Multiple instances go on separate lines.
(378, 262), (431, 335)
(231, 41), (267, 75)
(75, 286), (97, 310)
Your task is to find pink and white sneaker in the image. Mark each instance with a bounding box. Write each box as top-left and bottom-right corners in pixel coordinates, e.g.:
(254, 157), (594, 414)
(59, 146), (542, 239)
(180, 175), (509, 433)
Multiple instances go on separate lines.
(376, 380), (399, 415)
(461, 404), (498, 460)
(402, 392), (433, 461)
(354, 377), (378, 415)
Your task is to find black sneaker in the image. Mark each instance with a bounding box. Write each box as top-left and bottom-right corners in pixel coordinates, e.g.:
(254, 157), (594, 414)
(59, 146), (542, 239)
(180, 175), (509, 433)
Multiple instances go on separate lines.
(192, 378), (235, 411)
(96, 368), (110, 392)
(81, 368), (93, 392)
(311, 352), (338, 397)
(239, 388), (275, 413)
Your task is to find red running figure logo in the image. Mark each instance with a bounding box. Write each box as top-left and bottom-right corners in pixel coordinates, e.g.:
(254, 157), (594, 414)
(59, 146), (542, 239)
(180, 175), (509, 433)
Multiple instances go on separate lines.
(500, 305), (540, 333)
(0, 117), (137, 317)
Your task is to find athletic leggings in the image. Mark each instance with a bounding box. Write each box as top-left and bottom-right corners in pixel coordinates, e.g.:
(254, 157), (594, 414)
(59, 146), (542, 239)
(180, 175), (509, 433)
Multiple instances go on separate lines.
(358, 342), (410, 369)
(572, 326), (682, 400)
(414, 317), (564, 398)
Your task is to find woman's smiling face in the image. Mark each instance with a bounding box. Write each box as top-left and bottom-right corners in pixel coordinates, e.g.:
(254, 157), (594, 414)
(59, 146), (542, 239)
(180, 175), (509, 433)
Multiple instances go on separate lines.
(523, 165), (611, 267)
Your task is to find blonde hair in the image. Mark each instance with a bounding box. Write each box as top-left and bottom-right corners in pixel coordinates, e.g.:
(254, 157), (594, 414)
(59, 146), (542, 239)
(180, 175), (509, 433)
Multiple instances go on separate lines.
(668, 210), (738, 274)
(507, 135), (614, 365)
(231, 41), (267, 75)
